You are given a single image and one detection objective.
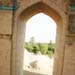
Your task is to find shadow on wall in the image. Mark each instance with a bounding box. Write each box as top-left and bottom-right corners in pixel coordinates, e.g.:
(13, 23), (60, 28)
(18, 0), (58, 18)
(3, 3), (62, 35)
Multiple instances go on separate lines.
(23, 70), (46, 75)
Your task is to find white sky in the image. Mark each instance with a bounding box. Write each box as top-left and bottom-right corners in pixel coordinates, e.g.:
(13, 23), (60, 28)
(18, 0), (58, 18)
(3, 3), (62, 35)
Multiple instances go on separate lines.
(25, 13), (57, 43)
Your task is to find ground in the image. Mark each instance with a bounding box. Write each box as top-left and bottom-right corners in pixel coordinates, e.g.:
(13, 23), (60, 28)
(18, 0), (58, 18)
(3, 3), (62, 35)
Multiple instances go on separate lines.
(23, 49), (54, 75)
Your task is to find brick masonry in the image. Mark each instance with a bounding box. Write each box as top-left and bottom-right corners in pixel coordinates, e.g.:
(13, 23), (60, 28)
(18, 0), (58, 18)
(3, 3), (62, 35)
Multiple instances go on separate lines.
(0, 0), (75, 75)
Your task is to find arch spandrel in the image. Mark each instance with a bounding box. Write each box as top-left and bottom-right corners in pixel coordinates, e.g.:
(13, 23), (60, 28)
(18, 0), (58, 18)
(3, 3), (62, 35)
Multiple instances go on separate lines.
(17, 2), (63, 25)
(16, 0), (65, 20)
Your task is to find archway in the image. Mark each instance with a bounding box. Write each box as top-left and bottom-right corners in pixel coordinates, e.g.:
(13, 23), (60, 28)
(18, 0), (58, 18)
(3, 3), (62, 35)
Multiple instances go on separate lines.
(23, 13), (56, 75)
(12, 2), (65, 75)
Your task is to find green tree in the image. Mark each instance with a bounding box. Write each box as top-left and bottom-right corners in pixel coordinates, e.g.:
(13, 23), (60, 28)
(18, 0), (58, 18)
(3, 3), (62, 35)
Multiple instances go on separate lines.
(47, 51), (53, 58)
(48, 41), (55, 53)
(30, 37), (35, 46)
(32, 45), (40, 54)
(25, 37), (40, 54)
(39, 43), (48, 55)
(24, 38), (55, 57)
(24, 42), (33, 52)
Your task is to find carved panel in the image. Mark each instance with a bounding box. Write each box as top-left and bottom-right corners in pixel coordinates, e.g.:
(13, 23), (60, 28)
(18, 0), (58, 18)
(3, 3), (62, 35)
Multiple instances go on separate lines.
(0, 34), (12, 39)
(68, 14), (75, 34)
(69, 0), (75, 12)
(66, 36), (75, 45)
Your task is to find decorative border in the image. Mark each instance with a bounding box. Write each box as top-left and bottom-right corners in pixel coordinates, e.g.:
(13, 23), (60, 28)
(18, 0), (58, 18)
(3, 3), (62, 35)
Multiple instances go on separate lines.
(68, 14), (75, 34)
(0, 0), (17, 10)
(0, 34), (12, 39)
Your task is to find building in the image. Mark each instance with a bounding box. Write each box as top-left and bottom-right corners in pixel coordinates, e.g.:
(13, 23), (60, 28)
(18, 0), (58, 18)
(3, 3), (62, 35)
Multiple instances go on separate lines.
(0, 0), (75, 75)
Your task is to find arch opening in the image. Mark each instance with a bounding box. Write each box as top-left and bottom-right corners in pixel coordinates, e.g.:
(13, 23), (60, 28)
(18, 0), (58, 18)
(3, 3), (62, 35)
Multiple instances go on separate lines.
(14, 2), (63, 75)
(23, 13), (57, 75)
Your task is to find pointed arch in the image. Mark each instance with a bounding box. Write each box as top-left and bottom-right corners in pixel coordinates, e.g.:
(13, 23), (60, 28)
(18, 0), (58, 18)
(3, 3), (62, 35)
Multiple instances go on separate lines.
(12, 1), (65, 75)
(18, 2), (62, 25)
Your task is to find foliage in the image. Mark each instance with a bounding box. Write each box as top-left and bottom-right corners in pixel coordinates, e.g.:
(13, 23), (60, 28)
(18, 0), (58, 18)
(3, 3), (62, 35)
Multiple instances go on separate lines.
(32, 45), (40, 54)
(24, 37), (55, 57)
(47, 51), (54, 57)
(24, 43), (33, 52)
(39, 43), (48, 55)
(48, 41), (55, 54)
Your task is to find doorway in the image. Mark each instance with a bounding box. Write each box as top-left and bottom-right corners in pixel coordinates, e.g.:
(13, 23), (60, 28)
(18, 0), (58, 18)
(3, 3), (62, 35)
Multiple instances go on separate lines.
(23, 13), (57, 75)
(12, 2), (65, 75)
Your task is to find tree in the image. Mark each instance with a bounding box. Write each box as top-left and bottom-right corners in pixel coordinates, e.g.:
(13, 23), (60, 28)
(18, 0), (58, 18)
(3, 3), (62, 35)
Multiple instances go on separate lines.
(48, 40), (55, 53)
(24, 42), (33, 52)
(39, 43), (48, 55)
(24, 38), (55, 57)
(30, 37), (35, 46)
(32, 45), (40, 54)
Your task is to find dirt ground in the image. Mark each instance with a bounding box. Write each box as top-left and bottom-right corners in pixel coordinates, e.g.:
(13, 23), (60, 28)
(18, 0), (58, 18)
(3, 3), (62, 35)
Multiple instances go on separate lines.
(23, 50), (54, 75)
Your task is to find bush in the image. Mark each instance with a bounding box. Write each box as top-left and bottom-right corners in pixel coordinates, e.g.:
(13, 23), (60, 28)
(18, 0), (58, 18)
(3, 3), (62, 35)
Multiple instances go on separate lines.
(47, 51), (54, 57)
(24, 37), (55, 57)
(24, 43), (33, 52)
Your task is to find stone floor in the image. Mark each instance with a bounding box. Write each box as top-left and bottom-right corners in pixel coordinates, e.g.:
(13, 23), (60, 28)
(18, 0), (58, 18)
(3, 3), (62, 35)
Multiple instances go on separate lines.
(23, 70), (48, 75)
(23, 50), (53, 75)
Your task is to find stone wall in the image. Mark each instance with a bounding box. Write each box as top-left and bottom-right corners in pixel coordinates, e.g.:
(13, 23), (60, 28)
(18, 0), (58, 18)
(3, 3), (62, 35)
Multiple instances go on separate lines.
(0, 10), (12, 75)
(0, 0), (75, 75)
(63, 37), (75, 75)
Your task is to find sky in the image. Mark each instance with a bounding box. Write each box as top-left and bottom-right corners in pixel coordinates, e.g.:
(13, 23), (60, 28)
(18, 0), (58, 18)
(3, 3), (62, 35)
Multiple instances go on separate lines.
(25, 13), (57, 43)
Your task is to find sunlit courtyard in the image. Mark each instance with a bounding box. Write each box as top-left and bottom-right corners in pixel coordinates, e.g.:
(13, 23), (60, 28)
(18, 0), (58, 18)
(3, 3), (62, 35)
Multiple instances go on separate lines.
(23, 49), (54, 75)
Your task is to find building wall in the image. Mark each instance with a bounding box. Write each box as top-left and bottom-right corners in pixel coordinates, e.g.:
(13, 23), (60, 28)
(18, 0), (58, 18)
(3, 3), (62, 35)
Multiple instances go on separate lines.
(0, 10), (12, 75)
(0, 0), (75, 75)
(13, 0), (66, 75)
